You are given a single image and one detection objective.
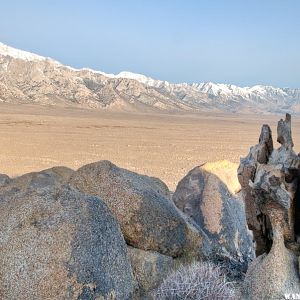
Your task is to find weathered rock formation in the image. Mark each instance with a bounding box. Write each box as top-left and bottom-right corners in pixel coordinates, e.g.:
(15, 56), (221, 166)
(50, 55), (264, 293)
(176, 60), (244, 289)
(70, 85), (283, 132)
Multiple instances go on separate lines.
(0, 160), (217, 299)
(172, 160), (254, 272)
(68, 160), (208, 259)
(238, 114), (300, 299)
(0, 170), (135, 299)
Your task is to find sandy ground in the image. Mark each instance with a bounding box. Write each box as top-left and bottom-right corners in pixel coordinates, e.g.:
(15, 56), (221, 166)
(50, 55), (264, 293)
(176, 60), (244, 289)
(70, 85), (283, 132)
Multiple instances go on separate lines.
(1, 103), (299, 191)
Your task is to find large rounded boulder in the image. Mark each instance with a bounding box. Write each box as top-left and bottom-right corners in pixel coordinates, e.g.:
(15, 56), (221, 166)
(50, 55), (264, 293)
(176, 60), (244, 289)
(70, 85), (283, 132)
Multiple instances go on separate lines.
(172, 160), (254, 266)
(0, 172), (134, 299)
(68, 160), (207, 258)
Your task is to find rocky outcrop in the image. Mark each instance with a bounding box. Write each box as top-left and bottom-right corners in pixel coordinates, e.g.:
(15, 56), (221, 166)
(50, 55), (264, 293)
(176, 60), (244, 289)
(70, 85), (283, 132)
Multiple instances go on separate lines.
(0, 170), (134, 299)
(172, 160), (254, 271)
(0, 160), (219, 299)
(68, 160), (208, 258)
(237, 124), (274, 255)
(0, 160), (214, 299)
(238, 114), (300, 299)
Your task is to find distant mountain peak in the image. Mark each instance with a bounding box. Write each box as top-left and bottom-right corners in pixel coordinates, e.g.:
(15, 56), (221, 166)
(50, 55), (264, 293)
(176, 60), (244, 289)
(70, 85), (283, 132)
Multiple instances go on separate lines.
(0, 42), (47, 61)
(0, 41), (299, 114)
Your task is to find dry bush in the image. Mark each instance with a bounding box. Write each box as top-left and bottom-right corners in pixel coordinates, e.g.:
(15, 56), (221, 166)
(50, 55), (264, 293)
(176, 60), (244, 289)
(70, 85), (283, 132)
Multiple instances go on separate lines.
(210, 249), (248, 282)
(154, 261), (237, 300)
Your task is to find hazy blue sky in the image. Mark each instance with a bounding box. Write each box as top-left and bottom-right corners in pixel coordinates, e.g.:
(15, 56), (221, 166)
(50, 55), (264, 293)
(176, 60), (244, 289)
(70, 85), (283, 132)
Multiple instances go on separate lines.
(0, 0), (299, 87)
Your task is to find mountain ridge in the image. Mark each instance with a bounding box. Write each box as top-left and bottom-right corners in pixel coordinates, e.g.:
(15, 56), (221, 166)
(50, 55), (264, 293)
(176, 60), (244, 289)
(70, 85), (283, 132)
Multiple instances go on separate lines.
(1, 42), (300, 114)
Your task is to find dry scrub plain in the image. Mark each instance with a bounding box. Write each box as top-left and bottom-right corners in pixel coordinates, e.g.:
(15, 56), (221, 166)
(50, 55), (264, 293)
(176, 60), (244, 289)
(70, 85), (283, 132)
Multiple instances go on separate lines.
(1, 103), (300, 191)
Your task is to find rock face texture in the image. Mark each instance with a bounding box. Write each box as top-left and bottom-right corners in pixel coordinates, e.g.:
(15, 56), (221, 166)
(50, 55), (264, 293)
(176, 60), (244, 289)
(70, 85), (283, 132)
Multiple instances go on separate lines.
(0, 173), (10, 187)
(2, 158), (253, 298)
(172, 160), (254, 269)
(0, 160), (215, 299)
(128, 246), (175, 297)
(0, 170), (134, 299)
(3, 166), (74, 191)
(68, 160), (207, 258)
(238, 114), (300, 299)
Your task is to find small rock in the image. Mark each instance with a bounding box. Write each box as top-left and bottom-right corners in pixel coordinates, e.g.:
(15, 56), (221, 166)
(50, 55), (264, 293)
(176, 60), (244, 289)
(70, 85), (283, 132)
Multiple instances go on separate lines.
(128, 246), (175, 296)
(0, 173), (11, 187)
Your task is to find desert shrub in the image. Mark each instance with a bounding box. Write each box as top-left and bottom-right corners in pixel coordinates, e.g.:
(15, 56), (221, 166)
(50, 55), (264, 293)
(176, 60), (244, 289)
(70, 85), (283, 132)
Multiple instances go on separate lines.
(209, 249), (248, 282)
(154, 261), (237, 300)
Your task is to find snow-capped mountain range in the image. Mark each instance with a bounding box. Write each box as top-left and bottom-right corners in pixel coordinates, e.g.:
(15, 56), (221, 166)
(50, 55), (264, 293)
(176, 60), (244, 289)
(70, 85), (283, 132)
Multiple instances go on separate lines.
(1, 41), (299, 114)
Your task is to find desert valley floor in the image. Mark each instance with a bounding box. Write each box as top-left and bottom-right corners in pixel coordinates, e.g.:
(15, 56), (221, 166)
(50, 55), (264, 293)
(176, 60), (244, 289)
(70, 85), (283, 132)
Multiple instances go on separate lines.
(1, 103), (299, 191)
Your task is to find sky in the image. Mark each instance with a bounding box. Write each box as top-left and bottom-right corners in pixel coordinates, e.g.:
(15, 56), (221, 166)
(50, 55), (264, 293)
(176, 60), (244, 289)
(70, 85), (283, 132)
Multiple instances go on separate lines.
(0, 0), (299, 87)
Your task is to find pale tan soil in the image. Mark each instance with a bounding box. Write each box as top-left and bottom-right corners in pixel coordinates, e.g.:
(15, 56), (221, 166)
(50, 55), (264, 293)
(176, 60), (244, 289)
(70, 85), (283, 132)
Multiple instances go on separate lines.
(1, 103), (299, 191)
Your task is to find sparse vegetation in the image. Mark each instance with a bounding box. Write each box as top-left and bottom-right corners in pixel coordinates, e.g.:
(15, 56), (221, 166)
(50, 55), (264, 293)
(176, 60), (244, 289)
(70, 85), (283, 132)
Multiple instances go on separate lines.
(154, 261), (238, 300)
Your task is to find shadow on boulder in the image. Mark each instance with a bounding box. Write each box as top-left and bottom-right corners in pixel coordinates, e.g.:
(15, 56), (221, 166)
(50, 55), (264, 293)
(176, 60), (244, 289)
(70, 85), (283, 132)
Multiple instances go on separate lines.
(172, 160), (255, 278)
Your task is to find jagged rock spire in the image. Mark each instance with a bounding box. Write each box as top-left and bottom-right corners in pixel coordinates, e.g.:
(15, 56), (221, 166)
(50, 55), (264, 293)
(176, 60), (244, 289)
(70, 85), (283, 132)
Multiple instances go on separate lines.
(238, 114), (300, 299)
(239, 114), (299, 254)
(257, 124), (273, 163)
(277, 113), (293, 149)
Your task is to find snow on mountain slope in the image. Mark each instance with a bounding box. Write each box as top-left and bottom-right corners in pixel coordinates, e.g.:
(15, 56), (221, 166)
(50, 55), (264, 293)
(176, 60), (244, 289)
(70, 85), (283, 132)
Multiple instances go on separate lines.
(0, 42), (48, 61)
(0, 41), (300, 114)
(114, 71), (170, 87)
(113, 71), (300, 108)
